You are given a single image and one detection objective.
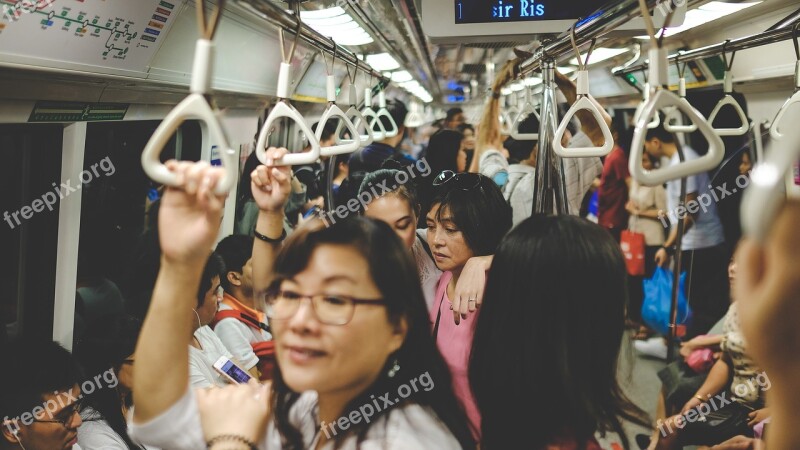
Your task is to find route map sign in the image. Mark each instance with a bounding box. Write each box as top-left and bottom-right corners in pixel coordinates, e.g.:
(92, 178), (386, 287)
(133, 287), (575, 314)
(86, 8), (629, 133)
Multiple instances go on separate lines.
(0, 0), (183, 77)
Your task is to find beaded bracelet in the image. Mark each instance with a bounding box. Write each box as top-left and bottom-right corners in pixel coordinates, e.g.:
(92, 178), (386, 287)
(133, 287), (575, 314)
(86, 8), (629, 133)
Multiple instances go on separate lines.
(206, 434), (258, 450)
(254, 228), (287, 244)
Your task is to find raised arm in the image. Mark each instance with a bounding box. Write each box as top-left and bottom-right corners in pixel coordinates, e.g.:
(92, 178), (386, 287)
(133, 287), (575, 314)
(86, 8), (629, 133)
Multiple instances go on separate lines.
(250, 147), (293, 296)
(133, 161), (227, 423)
(469, 57), (524, 173)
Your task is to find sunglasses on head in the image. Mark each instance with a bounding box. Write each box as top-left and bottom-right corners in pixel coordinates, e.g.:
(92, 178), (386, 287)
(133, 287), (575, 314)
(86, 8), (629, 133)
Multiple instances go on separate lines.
(432, 170), (482, 191)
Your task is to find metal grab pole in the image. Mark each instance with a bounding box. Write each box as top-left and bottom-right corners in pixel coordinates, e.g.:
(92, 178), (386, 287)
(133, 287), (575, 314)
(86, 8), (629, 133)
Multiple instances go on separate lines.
(533, 60), (568, 215)
(667, 146), (687, 362)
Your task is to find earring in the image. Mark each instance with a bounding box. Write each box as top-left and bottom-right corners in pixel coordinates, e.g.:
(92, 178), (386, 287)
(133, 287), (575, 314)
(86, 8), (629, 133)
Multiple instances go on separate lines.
(387, 358), (400, 378)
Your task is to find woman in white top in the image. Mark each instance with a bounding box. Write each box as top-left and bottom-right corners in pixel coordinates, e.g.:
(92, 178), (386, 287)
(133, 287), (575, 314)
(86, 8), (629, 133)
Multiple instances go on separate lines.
(625, 151), (667, 334)
(130, 153), (474, 450)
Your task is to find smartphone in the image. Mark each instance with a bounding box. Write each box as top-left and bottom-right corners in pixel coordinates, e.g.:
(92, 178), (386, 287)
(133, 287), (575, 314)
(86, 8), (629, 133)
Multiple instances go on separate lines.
(212, 356), (252, 384)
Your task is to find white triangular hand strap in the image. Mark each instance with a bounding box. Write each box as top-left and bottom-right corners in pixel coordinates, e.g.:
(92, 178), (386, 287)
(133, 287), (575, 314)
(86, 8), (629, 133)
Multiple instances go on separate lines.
(553, 71), (613, 158)
(630, 89), (725, 186)
(708, 72), (749, 136)
(363, 88), (386, 141)
(770, 62), (800, 141)
(665, 79), (699, 133)
(374, 90), (399, 138)
(141, 39), (237, 194)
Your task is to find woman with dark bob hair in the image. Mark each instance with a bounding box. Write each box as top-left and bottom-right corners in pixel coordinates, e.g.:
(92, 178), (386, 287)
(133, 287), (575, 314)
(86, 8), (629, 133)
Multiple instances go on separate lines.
(470, 215), (650, 449)
(426, 171), (513, 440)
(129, 152), (475, 450)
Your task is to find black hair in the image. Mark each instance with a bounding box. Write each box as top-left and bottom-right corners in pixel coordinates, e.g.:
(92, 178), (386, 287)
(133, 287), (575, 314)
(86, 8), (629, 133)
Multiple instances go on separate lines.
(269, 217), (475, 450)
(457, 123), (474, 134)
(374, 98), (408, 133)
(645, 124), (677, 144)
(197, 252), (225, 308)
(469, 215), (650, 449)
(238, 151), (262, 208)
(312, 121), (338, 143)
(74, 314), (142, 449)
(215, 235), (254, 293)
(358, 169), (421, 220)
(429, 175), (512, 256)
(0, 340), (83, 426)
(446, 107), (464, 123)
(426, 129), (464, 176)
(505, 113), (540, 164)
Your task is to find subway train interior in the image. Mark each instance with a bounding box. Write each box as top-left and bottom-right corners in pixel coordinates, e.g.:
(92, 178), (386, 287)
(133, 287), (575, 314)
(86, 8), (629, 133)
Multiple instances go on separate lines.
(2, 0), (800, 449)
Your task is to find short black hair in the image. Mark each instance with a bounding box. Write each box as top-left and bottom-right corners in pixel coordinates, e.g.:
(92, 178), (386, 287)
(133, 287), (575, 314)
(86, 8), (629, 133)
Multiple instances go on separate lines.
(430, 175), (512, 256)
(359, 169), (420, 218)
(215, 235), (253, 293)
(446, 107), (464, 122)
(0, 339), (83, 422)
(457, 123), (474, 134)
(505, 113), (540, 163)
(197, 251), (225, 307)
(311, 121), (337, 143)
(645, 123), (676, 144)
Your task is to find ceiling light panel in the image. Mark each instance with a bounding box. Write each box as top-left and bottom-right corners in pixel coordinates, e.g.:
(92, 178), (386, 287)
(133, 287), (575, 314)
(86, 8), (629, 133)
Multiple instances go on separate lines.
(569, 47), (630, 66)
(361, 53), (401, 71)
(635, 1), (761, 39)
(300, 7), (374, 46)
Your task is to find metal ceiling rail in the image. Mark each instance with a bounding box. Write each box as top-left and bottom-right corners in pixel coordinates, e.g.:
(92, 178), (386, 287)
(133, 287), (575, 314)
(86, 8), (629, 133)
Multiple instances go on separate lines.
(614, 24), (800, 77)
(234, 0), (389, 85)
(518, 0), (664, 77)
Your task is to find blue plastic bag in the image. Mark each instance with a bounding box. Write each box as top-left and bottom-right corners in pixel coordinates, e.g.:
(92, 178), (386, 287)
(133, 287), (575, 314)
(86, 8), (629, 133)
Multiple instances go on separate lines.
(641, 267), (691, 337)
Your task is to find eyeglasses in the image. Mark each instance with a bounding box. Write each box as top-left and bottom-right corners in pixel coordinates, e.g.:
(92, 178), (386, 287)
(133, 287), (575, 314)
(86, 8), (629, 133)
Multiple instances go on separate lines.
(264, 289), (386, 326)
(432, 170), (482, 191)
(34, 399), (83, 428)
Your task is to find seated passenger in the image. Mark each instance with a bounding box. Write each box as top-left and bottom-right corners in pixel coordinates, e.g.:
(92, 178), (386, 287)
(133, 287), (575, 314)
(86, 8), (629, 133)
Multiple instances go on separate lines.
(426, 172), (512, 439)
(213, 235), (270, 379)
(469, 215), (650, 449)
(358, 169), (493, 312)
(129, 157), (475, 450)
(189, 252), (235, 388)
(1, 340), (84, 450)
(735, 199), (800, 449)
(74, 314), (154, 449)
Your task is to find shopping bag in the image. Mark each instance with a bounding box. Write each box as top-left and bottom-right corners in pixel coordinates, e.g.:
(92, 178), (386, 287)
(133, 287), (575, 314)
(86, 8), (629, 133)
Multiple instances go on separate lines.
(642, 267), (691, 337)
(620, 230), (646, 276)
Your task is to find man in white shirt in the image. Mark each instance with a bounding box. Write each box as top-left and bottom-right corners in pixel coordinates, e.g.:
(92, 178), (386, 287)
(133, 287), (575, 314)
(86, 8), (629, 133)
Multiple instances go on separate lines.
(213, 235), (270, 379)
(644, 125), (729, 339)
(1, 341), (84, 450)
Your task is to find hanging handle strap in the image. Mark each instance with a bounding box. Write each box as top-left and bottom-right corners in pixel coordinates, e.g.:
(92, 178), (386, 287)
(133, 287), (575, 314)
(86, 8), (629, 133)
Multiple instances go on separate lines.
(317, 41), (362, 155)
(140, 0), (237, 195)
(708, 41), (749, 136)
(374, 87), (399, 138)
(362, 69), (386, 141)
(257, 20), (322, 166)
(629, 0), (724, 186)
(665, 54), (700, 133)
(742, 126), (800, 242)
(553, 31), (613, 158)
(336, 59), (373, 147)
(770, 23), (800, 141)
(510, 83), (540, 140)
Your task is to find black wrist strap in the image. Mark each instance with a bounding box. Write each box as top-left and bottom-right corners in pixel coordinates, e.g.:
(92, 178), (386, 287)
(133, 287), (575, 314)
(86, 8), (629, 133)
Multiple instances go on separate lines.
(254, 228), (286, 244)
(207, 434), (257, 450)
(663, 245), (676, 256)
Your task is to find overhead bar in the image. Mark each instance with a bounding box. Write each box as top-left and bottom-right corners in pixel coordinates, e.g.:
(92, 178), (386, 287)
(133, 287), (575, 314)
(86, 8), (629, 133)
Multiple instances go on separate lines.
(234, 0), (388, 84)
(614, 25), (800, 77)
(518, 0), (664, 77)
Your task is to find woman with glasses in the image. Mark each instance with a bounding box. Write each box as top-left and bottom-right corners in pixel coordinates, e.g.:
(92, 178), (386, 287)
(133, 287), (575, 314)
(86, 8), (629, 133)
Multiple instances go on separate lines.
(469, 215), (650, 449)
(75, 314), (155, 449)
(129, 154), (474, 450)
(357, 169), (493, 313)
(426, 171), (513, 440)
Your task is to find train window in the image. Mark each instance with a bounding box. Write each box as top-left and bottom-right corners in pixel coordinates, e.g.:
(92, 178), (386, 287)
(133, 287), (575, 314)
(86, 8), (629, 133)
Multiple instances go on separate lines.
(74, 120), (201, 340)
(0, 124), (64, 342)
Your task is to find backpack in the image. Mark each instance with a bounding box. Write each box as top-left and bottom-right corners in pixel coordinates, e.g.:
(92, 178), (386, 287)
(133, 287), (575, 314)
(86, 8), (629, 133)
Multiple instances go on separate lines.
(211, 310), (276, 381)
